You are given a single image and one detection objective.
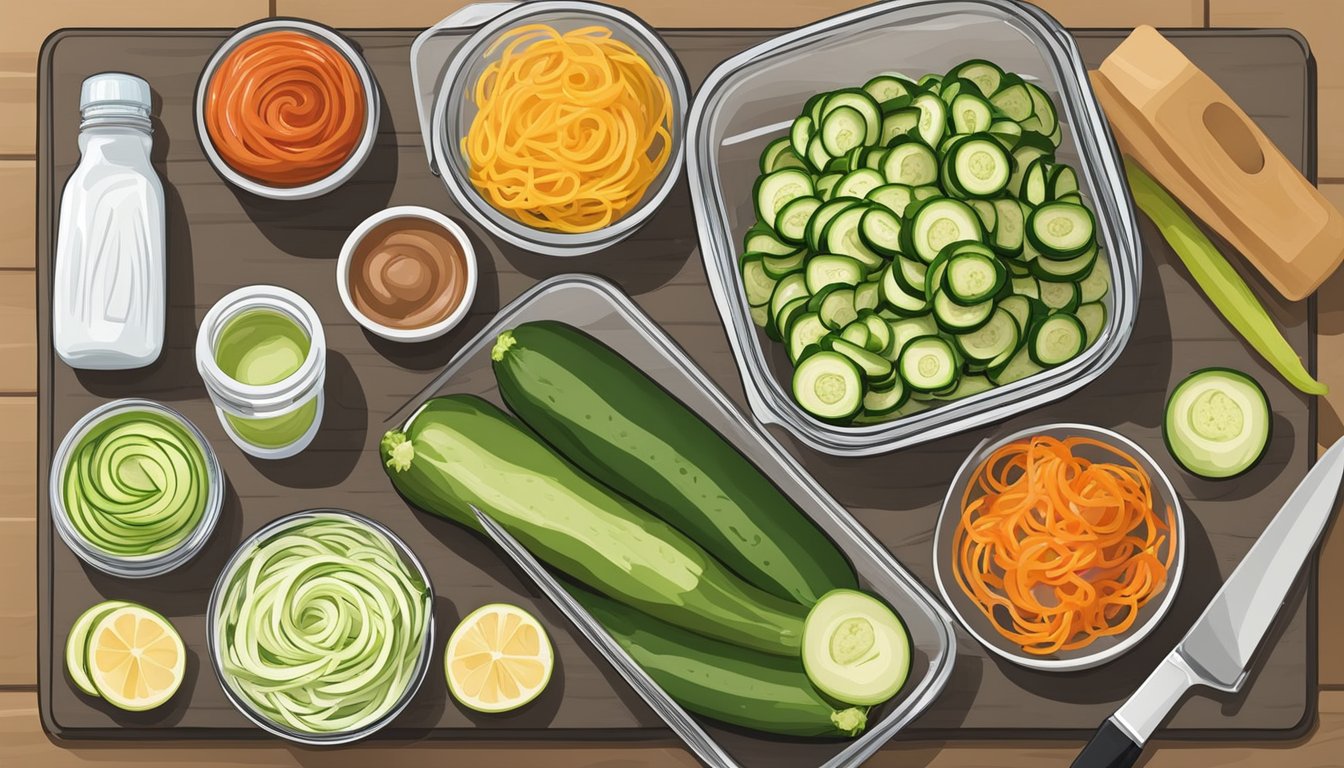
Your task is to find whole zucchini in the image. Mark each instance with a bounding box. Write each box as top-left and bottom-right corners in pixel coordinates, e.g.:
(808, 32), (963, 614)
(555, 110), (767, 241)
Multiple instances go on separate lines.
(380, 394), (806, 656)
(572, 586), (867, 739)
(491, 321), (857, 605)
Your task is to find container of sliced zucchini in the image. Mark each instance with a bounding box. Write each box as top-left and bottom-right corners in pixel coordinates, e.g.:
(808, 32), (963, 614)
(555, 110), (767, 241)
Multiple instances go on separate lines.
(687, 0), (1142, 455)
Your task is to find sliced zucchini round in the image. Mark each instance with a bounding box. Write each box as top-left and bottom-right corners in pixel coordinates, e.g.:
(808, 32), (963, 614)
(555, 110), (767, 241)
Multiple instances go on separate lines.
(881, 140), (938, 186)
(820, 105), (868, 156)
(806, 255), (865, 294)
(834, 168), (885, 200)
(933, 290), (993, 333)
(948, 136), (1010, 198)
(793, 351), (864, 421)
(859, 207), (903, 257)
(754, 169), (814, 229)
(1028, 313), (1085, 367)
(1163, 368), (1271, 479)
(954, 307), (1019, 363)
(1027, 201), (1095, 258)
(773, 196), (821, 244)
(899, 335), (958, 392)
(905, 199), (983, 263)
(942, 251), (1005, 305)
(822, 89), (883, 145)
(866, 183), (916, 217)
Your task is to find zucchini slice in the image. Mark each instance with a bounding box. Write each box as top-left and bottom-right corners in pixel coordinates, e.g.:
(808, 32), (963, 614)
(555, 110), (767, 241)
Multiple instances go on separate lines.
(859, 207), (904, 256)
(1027, 201), (1095, 258)
(880, 107), (922, 145)
(1075, 301), (1106, 347)
(824, 205), (885, 269)
(882, 140), (939, 186)
(955, 307), (1019, 363)
(899, 336), (958, 392)
(950, 93), (993, 134)
(787, 312), (830, 363)
(755, 169), (814, 229)
(774, 196), (822, 244)
(820, 105), (868, 156)
(990, 82), (1033, 121)
(947, 136), (1010, 198)
(790, 115), (815, 158)
(912, 92), (947, 147)
(1029, 313), (1085, 367)
(741, 256), (776, 306)
(905, 199), (983, 262)
(807, 198), (859, 252)
(834, 168), (885, 199)
(943, 250), (1006, 305)
(806, 255), (865, 294)
(792, 351), (864, 421)
(933, 290), (993, 333)
(864, 74), (913, 103)
(866, 183), (916, 217)
(1163, 368), (1271, 479)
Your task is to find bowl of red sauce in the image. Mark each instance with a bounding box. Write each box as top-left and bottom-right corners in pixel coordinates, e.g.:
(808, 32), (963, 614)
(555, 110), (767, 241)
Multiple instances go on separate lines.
(195, 19), (380, 200)
(336, 206), (478, 342)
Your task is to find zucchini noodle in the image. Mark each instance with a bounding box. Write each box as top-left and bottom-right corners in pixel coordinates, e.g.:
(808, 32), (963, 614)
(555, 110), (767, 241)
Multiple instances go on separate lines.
(215, 516), (430, 734)
(62, 409), (209, 557)
(463, 24), (673, 233)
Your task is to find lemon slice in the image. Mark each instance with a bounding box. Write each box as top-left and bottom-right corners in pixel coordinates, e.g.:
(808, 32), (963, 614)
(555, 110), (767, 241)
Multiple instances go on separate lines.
(87, 604), (185, 711)
(445, 603), (554, 713)
(65, 600), (131, 696)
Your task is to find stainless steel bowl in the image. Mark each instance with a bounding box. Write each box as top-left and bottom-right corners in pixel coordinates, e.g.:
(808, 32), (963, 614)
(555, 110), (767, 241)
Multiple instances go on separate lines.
(430, 1), (690, 257)
(686, 0), (1143, 455)
(933, 423), (1185, 671)
(194, 19), (381, 200)
(207, 509), (435, 745)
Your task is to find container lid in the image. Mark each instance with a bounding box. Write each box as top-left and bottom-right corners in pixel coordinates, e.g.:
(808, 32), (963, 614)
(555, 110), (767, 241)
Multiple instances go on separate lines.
(80, 72), (152, 113)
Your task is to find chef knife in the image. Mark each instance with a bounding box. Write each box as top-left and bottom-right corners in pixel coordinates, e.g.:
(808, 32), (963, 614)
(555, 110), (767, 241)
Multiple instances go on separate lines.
(468, 504), (741, 768)
(1071, 436), (1344, 768)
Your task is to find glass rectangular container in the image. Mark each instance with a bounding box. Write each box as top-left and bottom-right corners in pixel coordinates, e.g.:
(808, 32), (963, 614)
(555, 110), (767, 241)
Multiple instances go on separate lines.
(686, 0), (1143, 455)
(388, 274), (957, 768)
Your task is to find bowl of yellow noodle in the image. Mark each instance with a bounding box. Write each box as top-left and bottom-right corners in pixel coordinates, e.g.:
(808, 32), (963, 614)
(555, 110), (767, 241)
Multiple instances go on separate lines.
(433, 1), (689, 256)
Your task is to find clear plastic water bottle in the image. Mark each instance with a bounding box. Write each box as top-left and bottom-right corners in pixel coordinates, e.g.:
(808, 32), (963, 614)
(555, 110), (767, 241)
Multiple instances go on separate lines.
(53, 73), (165, 370)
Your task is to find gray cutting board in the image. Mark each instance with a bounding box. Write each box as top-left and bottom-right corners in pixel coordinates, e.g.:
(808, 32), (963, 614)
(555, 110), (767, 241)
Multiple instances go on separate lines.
(36, 27), (1315, 742)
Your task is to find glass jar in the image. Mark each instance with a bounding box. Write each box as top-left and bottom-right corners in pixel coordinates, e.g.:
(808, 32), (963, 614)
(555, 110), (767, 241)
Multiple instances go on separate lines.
(196, 286), (325, 459)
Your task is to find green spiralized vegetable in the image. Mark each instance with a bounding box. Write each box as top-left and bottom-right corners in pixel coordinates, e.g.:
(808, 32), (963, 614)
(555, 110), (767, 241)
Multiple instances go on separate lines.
(216, 516), (430, 735)
(62, 409), (209, 556)
(1125, 160), (1326, 396)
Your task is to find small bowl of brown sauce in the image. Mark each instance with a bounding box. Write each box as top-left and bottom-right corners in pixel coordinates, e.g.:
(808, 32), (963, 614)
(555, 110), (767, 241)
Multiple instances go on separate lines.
(337, 206), (477, 342)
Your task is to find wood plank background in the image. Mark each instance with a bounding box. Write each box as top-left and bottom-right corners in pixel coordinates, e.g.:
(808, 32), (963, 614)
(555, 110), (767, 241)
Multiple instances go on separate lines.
(3, 1), (1343, 766)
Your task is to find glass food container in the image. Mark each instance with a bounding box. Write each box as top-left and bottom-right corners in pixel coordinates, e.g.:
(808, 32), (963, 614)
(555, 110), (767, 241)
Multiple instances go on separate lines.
(387, 274), (957, 767)
(686, 0), (1143, 456)
(195, 285), (326, 459)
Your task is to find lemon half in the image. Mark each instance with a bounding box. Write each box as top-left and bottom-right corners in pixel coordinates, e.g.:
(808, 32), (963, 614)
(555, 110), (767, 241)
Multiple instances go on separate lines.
(445, 603), (554, 713)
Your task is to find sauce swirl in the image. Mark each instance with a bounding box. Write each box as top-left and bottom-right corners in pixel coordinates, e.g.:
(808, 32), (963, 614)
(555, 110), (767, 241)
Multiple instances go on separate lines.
(349, 218), (468, 330)
(205, 30), (365, 187)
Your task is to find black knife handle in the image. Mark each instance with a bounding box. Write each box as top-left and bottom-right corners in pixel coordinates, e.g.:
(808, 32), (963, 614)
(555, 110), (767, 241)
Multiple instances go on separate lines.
(1071, 719), (1145, 768)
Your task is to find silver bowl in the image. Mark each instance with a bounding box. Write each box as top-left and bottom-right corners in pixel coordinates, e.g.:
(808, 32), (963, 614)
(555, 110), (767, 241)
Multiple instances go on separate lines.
(431, 1), (690, 256)
(194, 18), (381, 200)
(933, 423), (1185, 671)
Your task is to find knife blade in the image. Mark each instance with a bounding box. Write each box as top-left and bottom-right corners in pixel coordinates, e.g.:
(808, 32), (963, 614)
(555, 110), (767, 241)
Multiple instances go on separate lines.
(1071, 436), (1344, 768)
(468, 504), (740, 768)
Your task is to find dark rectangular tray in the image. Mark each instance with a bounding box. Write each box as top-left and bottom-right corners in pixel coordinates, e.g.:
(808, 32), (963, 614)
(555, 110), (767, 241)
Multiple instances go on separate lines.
(37, 25), (1317, 743)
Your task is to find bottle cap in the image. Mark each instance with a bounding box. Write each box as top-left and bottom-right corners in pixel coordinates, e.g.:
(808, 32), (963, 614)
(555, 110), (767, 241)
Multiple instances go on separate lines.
(79, 73), (152, 114)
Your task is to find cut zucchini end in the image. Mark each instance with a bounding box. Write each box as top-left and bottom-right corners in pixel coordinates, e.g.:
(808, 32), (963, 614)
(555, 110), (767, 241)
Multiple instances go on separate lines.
(802, 589), (911, 706)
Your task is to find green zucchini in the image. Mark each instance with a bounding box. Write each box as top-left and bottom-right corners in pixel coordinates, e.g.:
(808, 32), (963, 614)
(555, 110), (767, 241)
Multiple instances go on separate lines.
(490, 322), (857, 606)
(572, 586), (867, 739)
(380, 395), (806, 655)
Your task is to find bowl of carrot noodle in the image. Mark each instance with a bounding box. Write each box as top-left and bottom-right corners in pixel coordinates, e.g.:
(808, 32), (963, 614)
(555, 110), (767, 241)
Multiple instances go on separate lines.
(431, 1), (689, 256)
(933, 424), (1184, 671)
(195, 19), (380, 200)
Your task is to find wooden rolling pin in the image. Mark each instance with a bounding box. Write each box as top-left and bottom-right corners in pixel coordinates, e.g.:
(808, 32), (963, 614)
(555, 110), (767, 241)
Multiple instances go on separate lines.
(1091, 25), (1344, 301)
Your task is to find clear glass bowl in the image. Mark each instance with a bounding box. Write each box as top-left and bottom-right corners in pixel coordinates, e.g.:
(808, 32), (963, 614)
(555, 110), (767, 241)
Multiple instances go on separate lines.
(387, 274), (956, 767)
(431, 1), (690, 256)
(686, 0), (1143, 455)
(933, 423), (1185, 671)
(49, 398), (223, 578)
(206, 509), (436, 745)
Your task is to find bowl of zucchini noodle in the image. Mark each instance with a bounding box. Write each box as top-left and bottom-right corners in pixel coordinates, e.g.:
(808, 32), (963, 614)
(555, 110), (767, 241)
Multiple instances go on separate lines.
(207, 509), (434, 744)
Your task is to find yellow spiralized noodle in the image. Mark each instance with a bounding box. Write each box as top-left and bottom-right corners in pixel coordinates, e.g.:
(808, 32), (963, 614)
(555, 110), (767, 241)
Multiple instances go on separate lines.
(463, 24), (673, 233)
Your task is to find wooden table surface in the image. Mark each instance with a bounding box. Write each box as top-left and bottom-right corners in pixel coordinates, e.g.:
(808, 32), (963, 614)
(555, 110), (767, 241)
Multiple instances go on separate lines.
(4, 1), (1344, 766)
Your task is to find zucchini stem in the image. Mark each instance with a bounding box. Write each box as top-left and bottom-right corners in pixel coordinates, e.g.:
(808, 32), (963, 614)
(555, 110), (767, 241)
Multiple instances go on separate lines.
(381, 430), (415, 473)
(491, 330), (517, 362)
(831, 706), (868, 736)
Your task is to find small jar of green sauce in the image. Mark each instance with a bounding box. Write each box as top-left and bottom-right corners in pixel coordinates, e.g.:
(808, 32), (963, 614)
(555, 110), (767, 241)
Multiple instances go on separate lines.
(196, 286), (326, 459)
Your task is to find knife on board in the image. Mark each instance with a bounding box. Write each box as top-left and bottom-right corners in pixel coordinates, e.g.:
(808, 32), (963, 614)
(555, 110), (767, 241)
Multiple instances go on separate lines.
(1071, 437), (1344, 768)
(468, 504), (743, 768)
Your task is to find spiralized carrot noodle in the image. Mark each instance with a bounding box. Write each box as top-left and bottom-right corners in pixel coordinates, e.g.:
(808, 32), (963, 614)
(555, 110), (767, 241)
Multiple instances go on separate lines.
(952, 435), (1176, 656)
(205, 31), (366, 187)
(462, 24), (674, 233)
